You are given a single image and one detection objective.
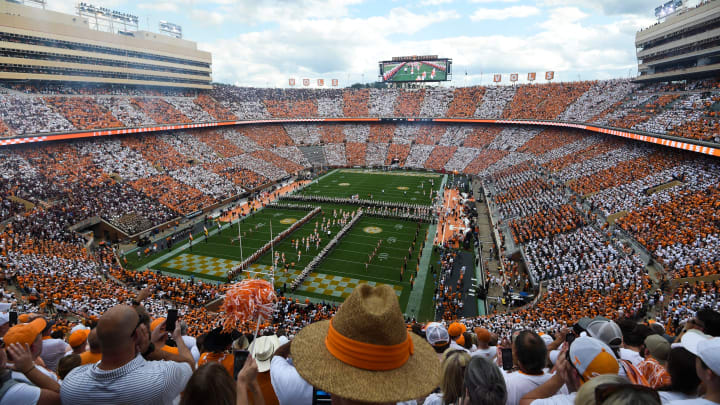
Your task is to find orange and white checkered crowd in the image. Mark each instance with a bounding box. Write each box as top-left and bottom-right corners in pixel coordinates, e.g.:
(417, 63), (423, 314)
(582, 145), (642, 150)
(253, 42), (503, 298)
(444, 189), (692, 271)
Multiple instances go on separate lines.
(0, 78), (718, 404)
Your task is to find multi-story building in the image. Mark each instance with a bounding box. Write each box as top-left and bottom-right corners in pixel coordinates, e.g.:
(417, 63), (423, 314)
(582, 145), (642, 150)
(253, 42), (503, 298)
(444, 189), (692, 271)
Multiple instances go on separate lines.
(636, 0), (720, 81)
(0, 1), (211, 89)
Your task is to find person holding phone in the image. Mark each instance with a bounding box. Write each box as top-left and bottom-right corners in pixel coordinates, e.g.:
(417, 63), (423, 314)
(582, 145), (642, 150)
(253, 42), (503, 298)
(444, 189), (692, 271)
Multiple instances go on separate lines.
(60, 304), (193, 405)
(503, 331), (561, 405)
(198, 327), (241, 377)
(180, 358), (264, 405)
(4, 318), (61, 392)
(0, 312), (10, 338)
(0, 340), (61, 405)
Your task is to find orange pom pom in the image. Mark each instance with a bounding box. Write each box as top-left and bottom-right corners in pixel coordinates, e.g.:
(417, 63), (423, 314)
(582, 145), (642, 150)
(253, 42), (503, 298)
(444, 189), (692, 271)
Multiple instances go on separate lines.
(221, 279), (276, 331)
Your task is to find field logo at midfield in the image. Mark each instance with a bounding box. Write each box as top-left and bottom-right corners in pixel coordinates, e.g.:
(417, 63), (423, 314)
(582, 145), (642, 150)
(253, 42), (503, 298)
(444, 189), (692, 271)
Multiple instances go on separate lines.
(397, 186), (409, 190)
(338, 182), (351, 186)
(363, 226), (383, 234)
(280, 218), (297, 224)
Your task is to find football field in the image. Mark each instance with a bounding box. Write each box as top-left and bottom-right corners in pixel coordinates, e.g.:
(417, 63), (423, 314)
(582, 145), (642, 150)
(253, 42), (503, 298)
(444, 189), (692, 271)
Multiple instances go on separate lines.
(125, 169), (446, 318)
(383, 62), (447, 82)
(298, 169), (442, 205)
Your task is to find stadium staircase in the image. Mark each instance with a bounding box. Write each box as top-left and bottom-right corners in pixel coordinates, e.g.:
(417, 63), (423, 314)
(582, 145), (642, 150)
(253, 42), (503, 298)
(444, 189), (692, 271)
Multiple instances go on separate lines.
(299, 145), (328, 167)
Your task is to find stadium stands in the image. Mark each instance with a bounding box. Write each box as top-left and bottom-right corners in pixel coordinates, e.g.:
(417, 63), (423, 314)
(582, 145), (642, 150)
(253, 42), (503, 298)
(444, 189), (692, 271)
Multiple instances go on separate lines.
(2, 78), (720, 405)
(0, 79), (717, 151)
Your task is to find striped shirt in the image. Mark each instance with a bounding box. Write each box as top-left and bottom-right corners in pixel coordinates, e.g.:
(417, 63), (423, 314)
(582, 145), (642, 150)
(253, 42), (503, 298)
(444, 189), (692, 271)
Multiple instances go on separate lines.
(60, 354), (192, 405)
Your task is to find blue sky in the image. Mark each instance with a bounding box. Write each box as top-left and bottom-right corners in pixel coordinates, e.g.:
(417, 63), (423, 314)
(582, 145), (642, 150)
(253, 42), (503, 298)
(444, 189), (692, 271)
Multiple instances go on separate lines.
(46, 0), (681, 88)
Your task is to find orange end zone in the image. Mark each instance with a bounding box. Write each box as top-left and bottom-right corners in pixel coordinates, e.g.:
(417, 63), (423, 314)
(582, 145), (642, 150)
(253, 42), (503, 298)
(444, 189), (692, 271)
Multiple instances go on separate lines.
(218, 180), (311, 222)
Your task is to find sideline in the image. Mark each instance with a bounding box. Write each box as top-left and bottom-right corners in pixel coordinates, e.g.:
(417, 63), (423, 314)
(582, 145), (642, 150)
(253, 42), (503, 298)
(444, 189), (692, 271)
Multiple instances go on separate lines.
(405, 173), (447, 318)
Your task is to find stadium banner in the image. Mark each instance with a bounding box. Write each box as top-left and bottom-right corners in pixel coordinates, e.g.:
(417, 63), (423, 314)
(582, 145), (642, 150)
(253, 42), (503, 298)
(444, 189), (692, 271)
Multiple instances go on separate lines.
(528, 72), (536, 81)
(510, 73), (518, 82)
(379, 57), (451, 82)
(493, 74), (501, 83)
(303, 79), (310, 86)
(332, 79), (338, 87)
(317, 79), (324, 86)
(545, 71), (555, 80)
(289, 78), (295, 86)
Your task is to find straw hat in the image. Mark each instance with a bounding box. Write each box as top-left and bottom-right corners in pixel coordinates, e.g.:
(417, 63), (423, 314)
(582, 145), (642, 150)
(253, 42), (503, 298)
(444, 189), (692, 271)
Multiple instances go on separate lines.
(291, 284), (440, 403)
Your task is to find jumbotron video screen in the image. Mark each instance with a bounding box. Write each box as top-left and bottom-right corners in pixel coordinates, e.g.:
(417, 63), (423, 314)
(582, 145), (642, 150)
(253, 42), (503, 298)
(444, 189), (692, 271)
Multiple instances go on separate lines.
(380, 57), (451, 82)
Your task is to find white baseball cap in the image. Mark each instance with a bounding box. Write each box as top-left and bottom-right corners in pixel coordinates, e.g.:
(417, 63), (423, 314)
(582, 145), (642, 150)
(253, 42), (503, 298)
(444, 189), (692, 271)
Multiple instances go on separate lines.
(586, 320), (623, 349)
(425, 322), (449, 346)
(568, 336), (619, 381)
(675, 329), (712, 356)
(697, 337), (720, 376)
(540, 334), (554, 346)
(70, 324), (90, 334)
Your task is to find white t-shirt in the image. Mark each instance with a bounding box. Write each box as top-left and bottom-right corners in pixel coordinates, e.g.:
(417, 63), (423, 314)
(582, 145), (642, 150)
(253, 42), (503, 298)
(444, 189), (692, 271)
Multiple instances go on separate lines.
(659, 391), (695, 404)
(669, 399), (719, 405)
(423, 393), (443, 405)
(41, 338), (70, 372)
(181, 336), (200, 364)
(472, 346), (497, 360)
(504, 371), (554, 405)
(449, 341), (470, 353)
(11, 366), (59, 385)
(530, 392), (576, 405)
(619, 347), (643, 367)
(270, 356), (313, 405)
(0, 382), (41, 405)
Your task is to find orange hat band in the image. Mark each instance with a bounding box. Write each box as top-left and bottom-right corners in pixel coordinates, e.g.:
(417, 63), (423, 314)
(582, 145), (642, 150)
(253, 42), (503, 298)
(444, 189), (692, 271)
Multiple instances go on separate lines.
(325, 319), (414, 371)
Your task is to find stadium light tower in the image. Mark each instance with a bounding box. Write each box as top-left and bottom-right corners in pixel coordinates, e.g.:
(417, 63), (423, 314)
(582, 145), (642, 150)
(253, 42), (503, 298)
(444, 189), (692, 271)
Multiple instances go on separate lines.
(159, 21), (182, 39)
(7, 0), (46, 9)
(77, 3), (139, 34)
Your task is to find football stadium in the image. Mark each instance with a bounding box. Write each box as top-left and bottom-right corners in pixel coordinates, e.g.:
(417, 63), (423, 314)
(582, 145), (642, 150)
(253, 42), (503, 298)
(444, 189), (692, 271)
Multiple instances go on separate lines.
(0, 0), (720, 403)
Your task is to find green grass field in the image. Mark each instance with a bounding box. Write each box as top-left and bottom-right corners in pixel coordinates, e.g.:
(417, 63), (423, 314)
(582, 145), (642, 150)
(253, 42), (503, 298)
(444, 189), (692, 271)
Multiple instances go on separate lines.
(297, 169), (442, 205)
(124, 169), (446, 318)
(383, 61), (447, 82)
(125, 207), (312, 277)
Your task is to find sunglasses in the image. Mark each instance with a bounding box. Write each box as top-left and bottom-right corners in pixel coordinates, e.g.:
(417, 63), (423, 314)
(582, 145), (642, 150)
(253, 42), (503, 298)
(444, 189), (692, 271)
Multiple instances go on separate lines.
(130, 318), (144, 338)
(565, 349), (586, 383)
(594, 383), (660, 405)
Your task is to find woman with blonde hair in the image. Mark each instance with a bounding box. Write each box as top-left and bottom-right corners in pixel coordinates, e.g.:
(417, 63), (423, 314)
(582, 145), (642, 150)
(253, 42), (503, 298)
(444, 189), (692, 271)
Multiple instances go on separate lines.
(425, 350), (472, 405)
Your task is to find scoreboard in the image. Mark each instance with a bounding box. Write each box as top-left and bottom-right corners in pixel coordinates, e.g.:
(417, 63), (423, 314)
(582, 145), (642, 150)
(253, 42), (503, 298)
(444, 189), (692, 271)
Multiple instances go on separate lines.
(379, 55), (452, 83)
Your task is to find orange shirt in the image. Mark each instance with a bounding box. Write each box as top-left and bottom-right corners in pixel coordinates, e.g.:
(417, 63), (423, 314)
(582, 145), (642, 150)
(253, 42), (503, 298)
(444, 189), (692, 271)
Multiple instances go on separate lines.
(249, 371), (279, 405)
(198, 352), (234, 376)
(161, 345), (179, 355)
(79, 351), (102, 365)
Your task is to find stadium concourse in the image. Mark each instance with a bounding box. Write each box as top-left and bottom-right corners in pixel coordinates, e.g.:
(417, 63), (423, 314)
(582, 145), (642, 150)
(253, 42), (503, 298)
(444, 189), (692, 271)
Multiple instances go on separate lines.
(0, 79), (719, 405)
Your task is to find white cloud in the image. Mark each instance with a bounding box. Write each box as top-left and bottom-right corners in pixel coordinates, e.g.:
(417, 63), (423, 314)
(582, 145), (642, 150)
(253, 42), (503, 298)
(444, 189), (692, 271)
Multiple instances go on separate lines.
(539, 0), (658, 16)
(470, 5), (540, 21)
(138, 2), (179, 12)
(206, 0), (367, 25)
(470, 0), (519, 3)
(201, 7), (459, 87)
(420, 0), (453, 5)
(190, 9), (227, 26)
